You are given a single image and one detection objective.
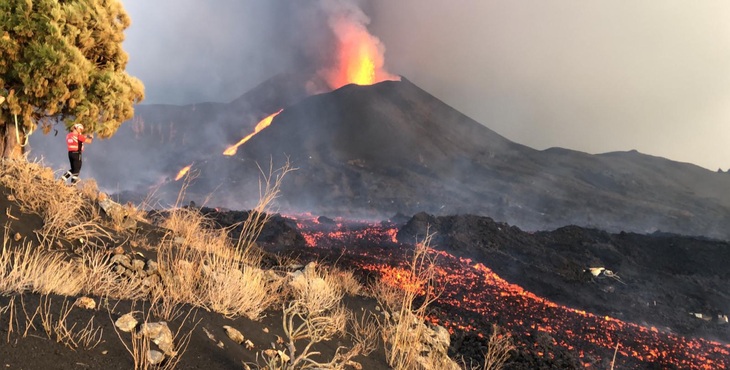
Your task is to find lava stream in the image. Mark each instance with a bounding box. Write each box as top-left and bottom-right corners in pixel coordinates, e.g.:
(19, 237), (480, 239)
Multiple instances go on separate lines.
(293, 218), (730, 369)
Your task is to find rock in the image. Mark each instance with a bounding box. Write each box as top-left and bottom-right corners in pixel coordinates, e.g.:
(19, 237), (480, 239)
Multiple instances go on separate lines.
(74, 297), (96, 310)
(110, 254), (132, 269)
(223, 325), (244, 344)
(115, 313), (138, 332)
(139, 322), (176, 357)
(146, 350), (165, 365)
(131, 259), (145, 272)
(13, 233), (21, 242)
(145, 260), (159, 275)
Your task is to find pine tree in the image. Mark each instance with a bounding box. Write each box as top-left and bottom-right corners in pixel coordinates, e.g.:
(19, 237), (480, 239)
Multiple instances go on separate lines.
(0, 0), (144, 158)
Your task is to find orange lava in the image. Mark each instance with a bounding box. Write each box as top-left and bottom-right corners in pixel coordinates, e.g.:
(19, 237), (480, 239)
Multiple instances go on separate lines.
(174, 163), (193, 181)
(320, 16), (399, 89)
(296, 220), (730, 369)
(223, 109), (283, 156)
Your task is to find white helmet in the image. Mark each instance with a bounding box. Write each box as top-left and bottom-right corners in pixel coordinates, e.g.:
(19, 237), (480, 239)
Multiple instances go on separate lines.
(73, 123), (84, 130)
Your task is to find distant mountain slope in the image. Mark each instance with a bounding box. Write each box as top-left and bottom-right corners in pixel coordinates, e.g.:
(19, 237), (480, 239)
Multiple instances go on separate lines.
(191, 78), (730, 240)
(29, 76), (730, 240)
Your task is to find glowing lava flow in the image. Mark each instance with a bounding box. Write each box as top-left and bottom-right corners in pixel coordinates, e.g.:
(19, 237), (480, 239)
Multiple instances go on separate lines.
(293, 218), (730, 370)
(223, 109), (283, 156)
(174, 163), (193, 181)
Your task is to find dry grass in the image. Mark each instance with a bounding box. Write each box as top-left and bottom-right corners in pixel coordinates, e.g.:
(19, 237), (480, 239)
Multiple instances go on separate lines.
(1, 294), (102, 350)
(35, 295), (104, 350)
(0, 235), (86, 296)
(347, 311), (379, 357)
(267, 261), (362, 370)
(0, 157), (105, 244)
(481, 324), (515, 370)
(154, 204), (284, 319)
(373, 232), (451, 370)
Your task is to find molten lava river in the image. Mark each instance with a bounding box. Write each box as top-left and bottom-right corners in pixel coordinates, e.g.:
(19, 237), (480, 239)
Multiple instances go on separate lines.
(288, 216), (730, 369)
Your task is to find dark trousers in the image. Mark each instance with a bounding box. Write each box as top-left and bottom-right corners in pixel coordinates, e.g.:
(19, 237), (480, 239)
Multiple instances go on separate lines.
(68, 151), (82, 176)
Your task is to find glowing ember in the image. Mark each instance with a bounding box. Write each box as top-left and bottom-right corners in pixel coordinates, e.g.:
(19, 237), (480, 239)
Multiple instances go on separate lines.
(174, 163), (193, 181)
(223, 109), (283, 156)
(292, 219), (730, 369)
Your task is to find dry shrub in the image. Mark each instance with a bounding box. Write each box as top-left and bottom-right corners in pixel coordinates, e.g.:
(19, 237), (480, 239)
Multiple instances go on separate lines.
(0, 236), (85, 296)
(482, 324), (515, 370)
(327, 266), (362, 296)
(232, 160), (295, 256)
(2, 294), (102, 350)
(373, 232), (453, 370)
(152, 161), (294, 320)
(289, 263), (346, 317)
(75, 245), (148, 301)
(347, 310), (379, 357)
(0, 157), (103, 243)
(271, 262), (356, 369)
(35, 295), (103, 350)
(154, 207), (284, 319)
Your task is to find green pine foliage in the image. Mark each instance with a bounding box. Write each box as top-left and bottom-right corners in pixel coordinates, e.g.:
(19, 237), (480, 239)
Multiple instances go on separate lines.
(0, 0), (144, 155)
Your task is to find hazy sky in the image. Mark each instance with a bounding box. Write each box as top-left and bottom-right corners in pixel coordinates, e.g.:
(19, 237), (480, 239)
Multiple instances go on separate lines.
(120, 0), (730, 171)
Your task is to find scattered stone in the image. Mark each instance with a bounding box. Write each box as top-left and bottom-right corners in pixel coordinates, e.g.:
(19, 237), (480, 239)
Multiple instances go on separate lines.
(146, 350), (165, 365)
(223, 325), (244, 344)
(74, 297), (96, 310)
(131, 259), (145, 272)
(13, 233), (21, 242)
(202, 327), (217, 342)
(145, 260), (158, 275)
(262, 327), (269, 333)
(101, 350), (108, 355)
(115, 313), (138, 332)
(110, 254), (132, 269)
(140, 322), (176, 357)
(244, 339), (254, 350)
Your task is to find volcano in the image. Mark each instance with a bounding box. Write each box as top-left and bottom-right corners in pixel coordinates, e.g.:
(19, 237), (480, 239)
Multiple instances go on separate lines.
(30, 75), (730, 239)
(140, 77), (730, 241)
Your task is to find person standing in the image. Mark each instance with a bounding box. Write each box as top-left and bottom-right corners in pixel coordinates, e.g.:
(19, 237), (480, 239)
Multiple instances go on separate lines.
(61, 123), (93, 184)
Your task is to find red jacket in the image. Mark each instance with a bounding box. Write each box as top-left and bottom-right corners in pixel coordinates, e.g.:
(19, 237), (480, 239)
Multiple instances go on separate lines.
(66, 132), (88, 152)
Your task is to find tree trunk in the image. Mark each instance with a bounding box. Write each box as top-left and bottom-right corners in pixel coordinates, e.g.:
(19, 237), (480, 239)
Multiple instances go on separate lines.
(0, 120), (26, 159)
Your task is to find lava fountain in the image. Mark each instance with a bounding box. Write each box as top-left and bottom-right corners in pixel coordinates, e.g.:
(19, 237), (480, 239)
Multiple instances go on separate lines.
(317, 2), (400, 89)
